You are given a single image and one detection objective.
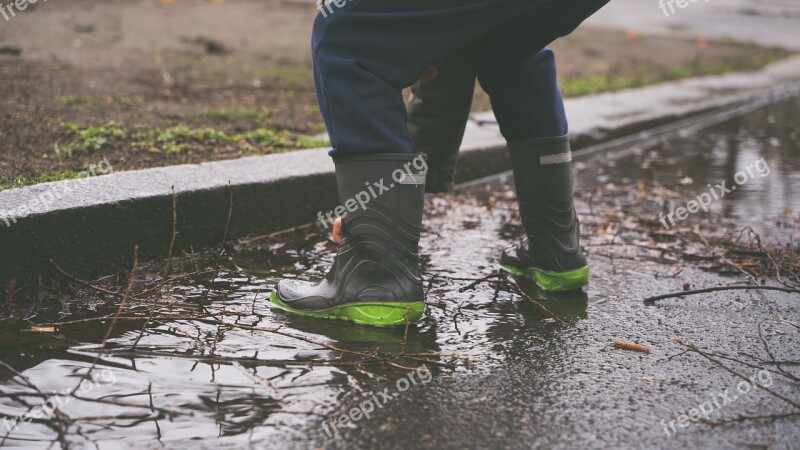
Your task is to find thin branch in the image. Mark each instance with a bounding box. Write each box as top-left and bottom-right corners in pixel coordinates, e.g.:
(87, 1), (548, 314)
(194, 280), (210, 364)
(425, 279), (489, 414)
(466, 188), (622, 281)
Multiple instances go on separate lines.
(200, 182), (234, 308)
(673, 339), (800, 410)
(644, 285), (799, 305)
(133, 188), (179, 350)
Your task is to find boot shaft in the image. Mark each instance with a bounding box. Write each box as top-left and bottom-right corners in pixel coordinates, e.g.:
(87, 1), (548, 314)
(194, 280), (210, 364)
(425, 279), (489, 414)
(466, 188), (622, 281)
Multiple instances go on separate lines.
(507, 135), (585, 272)
(333, 153), (427, 266)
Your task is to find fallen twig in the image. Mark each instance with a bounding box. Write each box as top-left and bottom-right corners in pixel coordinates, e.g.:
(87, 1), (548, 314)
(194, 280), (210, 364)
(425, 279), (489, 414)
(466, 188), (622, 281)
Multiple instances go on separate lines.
(673, 338), (800, 410)
(133, 188), (179, 350)
(199, 182), (234, 308)
(50, 259), (127, 300)
(644, 285), (799, 305)
(612, 339), (651, 353)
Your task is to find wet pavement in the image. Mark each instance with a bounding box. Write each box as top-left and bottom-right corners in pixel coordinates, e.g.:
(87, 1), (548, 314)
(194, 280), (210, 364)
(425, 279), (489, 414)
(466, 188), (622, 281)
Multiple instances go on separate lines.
(587, 0), (800, 50)
(1, 98), (799, 448)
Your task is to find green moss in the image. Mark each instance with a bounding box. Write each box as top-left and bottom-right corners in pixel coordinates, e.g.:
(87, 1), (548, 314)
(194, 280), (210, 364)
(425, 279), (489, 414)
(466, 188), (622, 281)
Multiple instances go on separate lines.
(297, 136), (329, 148)
(54, 121), (128, 158)
(560, 74), (651, 97)
(238, 128), (290, 146)
(58, 95), (97, 106)
(114, 96), (145, 107)
(151, 126), (232, 144)
(559, 50), (789, 98)
(127, 124), (300, 153)
(0, 165), (110, 191)
(0, 45), (22, 56)
(162, 142), (190, 154)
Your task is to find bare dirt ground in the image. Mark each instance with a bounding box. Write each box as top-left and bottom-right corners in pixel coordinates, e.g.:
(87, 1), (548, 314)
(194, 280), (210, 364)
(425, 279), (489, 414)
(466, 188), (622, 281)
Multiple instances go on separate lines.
(0, 0), (790, 187)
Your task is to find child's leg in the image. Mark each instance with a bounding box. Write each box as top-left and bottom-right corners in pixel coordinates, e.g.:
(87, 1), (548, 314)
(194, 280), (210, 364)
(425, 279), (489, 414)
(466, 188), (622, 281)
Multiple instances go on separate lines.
(407, 45), (477, 193)
(475, 40), (589, 291)
(311, 0), (610, 157)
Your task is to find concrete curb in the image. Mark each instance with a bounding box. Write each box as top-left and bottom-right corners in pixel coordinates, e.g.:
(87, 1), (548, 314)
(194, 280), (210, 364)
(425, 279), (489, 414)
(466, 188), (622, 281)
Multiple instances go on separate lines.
(2, 55), (800, 280)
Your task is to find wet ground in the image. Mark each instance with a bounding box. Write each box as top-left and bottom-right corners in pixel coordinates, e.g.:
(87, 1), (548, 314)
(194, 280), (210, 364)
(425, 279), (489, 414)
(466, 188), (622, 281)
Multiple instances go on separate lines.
(588, 0), (800, 51)
(1, 98), (798, 448)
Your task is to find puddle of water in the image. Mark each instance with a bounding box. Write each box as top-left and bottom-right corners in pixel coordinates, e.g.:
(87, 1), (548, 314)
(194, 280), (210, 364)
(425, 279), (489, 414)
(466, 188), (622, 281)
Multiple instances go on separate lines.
(575, 97), (800, 239)
(1, 98), (798, 448)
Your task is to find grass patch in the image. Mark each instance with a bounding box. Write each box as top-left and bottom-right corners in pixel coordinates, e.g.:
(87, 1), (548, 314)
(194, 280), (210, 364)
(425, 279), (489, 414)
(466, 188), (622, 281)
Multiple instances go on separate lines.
(51, 121), (318, 158)
(53, 121), (128, 158)
(114, 96), (145, 107)
(126, 125), (321, 154)
(58, 95), (97, 106)
(0, 165), (110, 191)
(297, 136), (329, 148)
(0, 45), (22, 56)
(559, 54), (788, 97)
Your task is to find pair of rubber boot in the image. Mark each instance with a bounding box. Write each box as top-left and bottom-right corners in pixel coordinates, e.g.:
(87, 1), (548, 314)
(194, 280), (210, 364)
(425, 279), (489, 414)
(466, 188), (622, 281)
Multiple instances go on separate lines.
(270, 136), (588, 327)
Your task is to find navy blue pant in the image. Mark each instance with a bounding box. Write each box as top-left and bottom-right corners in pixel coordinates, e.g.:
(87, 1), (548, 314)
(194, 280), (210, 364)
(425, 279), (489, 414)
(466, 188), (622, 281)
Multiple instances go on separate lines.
(312, 0), (610, 156)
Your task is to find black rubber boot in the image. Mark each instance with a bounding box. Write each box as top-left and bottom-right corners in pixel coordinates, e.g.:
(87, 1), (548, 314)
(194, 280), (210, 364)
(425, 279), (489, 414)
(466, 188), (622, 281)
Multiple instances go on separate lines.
(499, 135), (589, 291)
(271, 153), (427, 327)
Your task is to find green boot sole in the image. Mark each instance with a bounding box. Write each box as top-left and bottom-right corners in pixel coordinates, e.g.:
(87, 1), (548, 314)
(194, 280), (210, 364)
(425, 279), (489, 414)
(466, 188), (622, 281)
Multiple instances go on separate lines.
(500, 263), (589, 292)
(269, 291), (425, 327)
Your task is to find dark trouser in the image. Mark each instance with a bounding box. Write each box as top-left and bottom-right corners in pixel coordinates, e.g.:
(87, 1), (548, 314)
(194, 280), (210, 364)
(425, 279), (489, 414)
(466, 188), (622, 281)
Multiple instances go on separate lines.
(407, 45), (565, 192)
(312, 0), (609, 156)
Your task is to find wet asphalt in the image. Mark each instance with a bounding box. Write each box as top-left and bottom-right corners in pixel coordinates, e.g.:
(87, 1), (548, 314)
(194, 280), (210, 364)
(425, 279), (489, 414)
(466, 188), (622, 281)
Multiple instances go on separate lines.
(0, 98), (798, 449)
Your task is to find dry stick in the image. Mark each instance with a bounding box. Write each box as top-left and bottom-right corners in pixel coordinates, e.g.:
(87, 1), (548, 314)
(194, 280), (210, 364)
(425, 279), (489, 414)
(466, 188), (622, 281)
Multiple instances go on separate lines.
(683, 349), (793, 381)
(694, 229), (760, 285)
(70, 246), (139, 397)
(775, 313), (800, 331)
(190, 317), (461, 364)
(674, 339), (800, 410)
(643, 285), (799, 304)
(402, 307), (411, 354)
(0, 360), (70, 449)
(199, 182), (234, 308)
(232, 361), (278, 395)
(71, 393), (182, 417)
(757, 321), (798, 382)
(702, 411), (800, 426)
(739, 226), (800, 288)
(457, 270), (505, 292)
(148, 382), (164, 443)
(211, 293), (229, 356)
(457, 270), (566, 324)
(50, 260), (127, 300)
(41, 315), (166, 327)
(41, 313), (461, 367)
(51, 409), (70, 450)
(133, 188), (179, 350)
(96, 348), (377, 368)
(0, 360), (45, 394)
(151, 319), (206, 349)
(506, 284), (566, 325)
(385, 360), (419, 371)
(134, 271), (214, 298)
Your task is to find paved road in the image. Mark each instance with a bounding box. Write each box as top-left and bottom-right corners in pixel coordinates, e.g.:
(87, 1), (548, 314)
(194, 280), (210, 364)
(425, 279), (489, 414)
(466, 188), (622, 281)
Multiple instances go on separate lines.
(587, 0), (800, 50)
